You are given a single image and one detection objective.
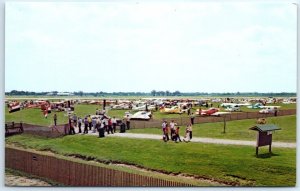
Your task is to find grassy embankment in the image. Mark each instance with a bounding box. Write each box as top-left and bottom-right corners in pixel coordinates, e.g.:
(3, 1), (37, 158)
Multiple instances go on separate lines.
(6, 134), (296, 186)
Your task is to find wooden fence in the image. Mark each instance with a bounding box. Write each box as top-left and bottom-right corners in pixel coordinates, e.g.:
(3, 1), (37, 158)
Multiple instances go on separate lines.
(130, 109), (296, 129)
(5, 147), (193, 187)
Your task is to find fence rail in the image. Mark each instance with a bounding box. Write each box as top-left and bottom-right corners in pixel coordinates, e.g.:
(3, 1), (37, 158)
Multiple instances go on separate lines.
(130, 109), (296, 129)
(5, 147), (193, 187)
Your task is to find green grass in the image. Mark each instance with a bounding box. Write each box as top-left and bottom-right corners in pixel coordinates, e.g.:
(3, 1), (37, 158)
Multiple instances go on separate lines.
(5, 102), (296, 127)
(6, 134), (296, 186)
(5, 104), (102, 126)
(129, 115), (296, 142)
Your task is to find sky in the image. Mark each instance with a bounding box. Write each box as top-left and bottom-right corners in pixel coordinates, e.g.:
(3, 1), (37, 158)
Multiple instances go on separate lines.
(5, 1), (297, 93)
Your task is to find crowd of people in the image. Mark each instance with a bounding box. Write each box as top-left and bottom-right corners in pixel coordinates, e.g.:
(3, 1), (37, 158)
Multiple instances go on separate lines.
(53, 109), (132, 138)
(161, 120), (193, 143)
(53, 108), (195, 142)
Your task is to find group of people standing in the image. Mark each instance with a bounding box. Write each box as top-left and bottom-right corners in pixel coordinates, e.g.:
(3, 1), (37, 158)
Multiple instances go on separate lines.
(68, 114), (119, 137)
(161, 120), (193, 143)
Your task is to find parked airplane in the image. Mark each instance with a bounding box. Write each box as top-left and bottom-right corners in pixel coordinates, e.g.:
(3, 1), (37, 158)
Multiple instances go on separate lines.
(259, 106), (280, 114)
(132, 104), (155, 111)
(220, 103), (250, 108)
(160, 106), (188, 114)
(124, 111), (152, 120)
(211, 111), (231, 116)
(8, 102), (21, 113)
(247, 103), (264, 109)
(225, 105), (241, 112)
(196, 108), (219, 116)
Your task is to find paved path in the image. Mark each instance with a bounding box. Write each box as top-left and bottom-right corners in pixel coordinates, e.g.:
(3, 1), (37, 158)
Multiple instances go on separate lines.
(84, 131), (296, 148)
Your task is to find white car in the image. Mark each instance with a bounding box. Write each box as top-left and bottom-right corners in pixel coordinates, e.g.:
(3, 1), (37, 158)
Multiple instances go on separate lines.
(225, 105), (241, 112)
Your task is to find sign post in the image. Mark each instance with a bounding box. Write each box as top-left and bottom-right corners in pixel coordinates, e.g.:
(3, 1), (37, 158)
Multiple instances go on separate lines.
(249, 125), (281, 157)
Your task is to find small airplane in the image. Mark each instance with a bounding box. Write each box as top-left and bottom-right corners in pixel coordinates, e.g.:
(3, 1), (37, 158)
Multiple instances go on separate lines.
(225, 105), (241, 112)
(124, 111), (152, 120)
(131, 104), (155, 111)
(8, 102), (21, 113)
(220, 103), (250, 108)
(111, 103), (130, 110)
(160, 106), (188, 114)
(247, 103), (264, 109)
(197, 108), (219, 116)
(211, 111), (231, 116)
(259, 106), (280, 114)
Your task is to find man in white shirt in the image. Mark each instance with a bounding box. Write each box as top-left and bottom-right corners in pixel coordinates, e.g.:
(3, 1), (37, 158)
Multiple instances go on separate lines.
(112, 116), (117, 133)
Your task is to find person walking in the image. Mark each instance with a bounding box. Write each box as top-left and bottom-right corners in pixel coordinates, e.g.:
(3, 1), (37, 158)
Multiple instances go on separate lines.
(103, 117), (109, 134)
(274, 107), (278, 117)
(78, 117), (82, 133)
(126, 115), (130, 130)
(188, 123), (193, 140)
(73, 114), (77, 126)
(112, 116), (117, 133)
(120, 119), (126, 133)
(108, 118), (113, 134)
(161, 120), (167, 142)
(190, 112), (195, 125)
(92, 117), (97, 133)
(88, 115), (92, 130)
(84, 117), (89, 134)
(99, 121), (105, 138)
(53, 113), (57, 126)
(174, 126), (182, 142)
(69, 119), (75, 135)
(187, 107), (191, 116)
(183, 127), (191, 142)
(169, 120), (176, 139)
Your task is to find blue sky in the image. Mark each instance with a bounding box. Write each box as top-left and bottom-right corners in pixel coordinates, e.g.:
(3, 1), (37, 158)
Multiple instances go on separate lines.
(5, 2), (297, 93)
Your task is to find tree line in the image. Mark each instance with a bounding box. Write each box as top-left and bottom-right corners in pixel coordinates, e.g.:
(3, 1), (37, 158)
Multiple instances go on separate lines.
(5, 90), (296, 97)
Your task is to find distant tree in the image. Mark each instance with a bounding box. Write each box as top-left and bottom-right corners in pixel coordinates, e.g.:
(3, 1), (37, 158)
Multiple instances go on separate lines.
(151, 90), (156, 96)
(166, 90), (170, 96)
(173, 90), (181, 96)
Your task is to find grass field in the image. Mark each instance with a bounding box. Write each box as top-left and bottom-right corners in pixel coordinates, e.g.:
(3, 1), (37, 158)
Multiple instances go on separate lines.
(129, 115), (296, 142)
(5, 103), (296, 125)
(6, 134), (296, 186)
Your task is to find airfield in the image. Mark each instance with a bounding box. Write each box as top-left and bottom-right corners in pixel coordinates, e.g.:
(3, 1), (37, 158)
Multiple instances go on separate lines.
(4, 96), (297, 186)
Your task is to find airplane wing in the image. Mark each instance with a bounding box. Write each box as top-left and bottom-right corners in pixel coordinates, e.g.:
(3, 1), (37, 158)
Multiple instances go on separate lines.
(211, 112), (231, 116)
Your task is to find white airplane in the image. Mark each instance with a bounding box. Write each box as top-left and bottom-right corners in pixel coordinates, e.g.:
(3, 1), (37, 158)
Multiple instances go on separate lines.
(220, 103), (250, 108)
(259, 107), (279, 114)
(132, 104), (155, 111)
(124, 111), (152, 120)
(247, 103), (264, 109)
(160, 106), (188, 114)
(211, 111), (231, 116)
(225, 105), (241, 112)
(112, 103), (130, 109)
(260, 106), (281, 109)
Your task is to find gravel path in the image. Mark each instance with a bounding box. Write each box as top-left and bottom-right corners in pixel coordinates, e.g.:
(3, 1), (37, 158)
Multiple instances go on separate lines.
(5, 173), (51, 186)
(80, 130), (296, 148)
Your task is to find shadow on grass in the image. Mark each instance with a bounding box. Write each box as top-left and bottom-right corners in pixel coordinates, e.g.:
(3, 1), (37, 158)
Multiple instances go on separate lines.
(256, 152), (280, 159)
